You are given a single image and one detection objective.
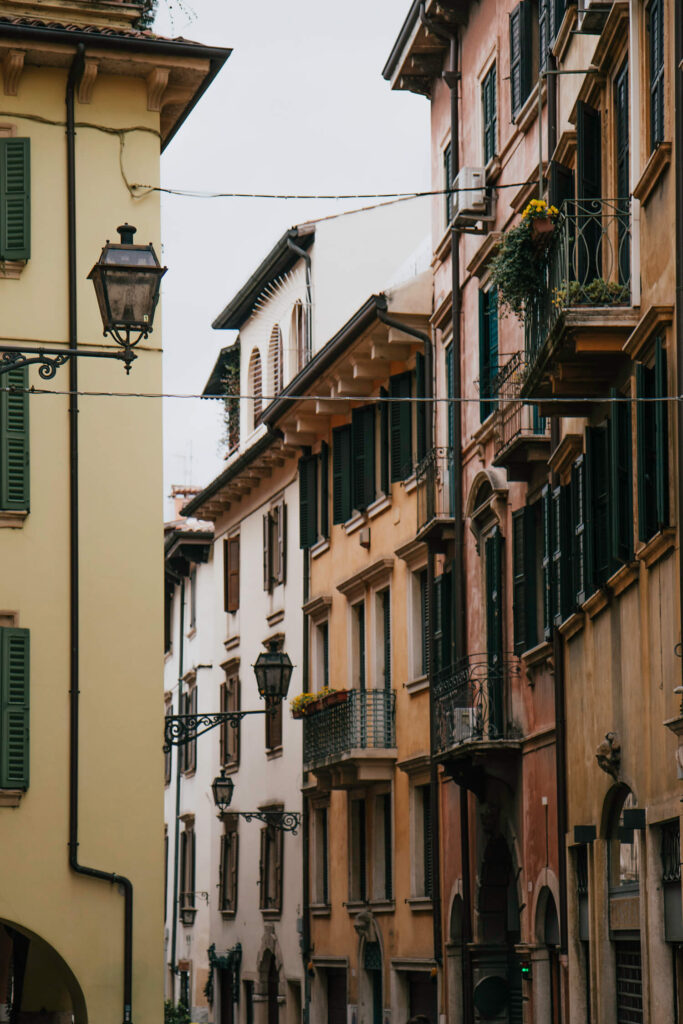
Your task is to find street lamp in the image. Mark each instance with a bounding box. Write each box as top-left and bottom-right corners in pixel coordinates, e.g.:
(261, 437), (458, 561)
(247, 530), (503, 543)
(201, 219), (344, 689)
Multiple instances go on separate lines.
(253, 640), (294, 702)
(210, 766), (301, 834)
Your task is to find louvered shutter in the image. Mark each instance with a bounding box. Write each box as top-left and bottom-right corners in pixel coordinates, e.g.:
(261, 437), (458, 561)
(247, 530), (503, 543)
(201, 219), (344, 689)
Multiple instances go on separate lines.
(278, 502), (287, 585)
(478, 291), (488, 422)
(190, 828), (196, 902)
(298, 455), (318, 549)
(0, 138), (30, 261)
(486, 528), (504, 734)
(636, 362), (656, 540)
(510, 2), (532, 119)
(332, 425), (352, 524)
(322, 623), (329, 688)
(420, 570), (429, 676)
(0, 628), (29, 789)
(415, 352), (426, 463)
(610, 394), (633, 565)
(352, 405), (376, 512)
(224, 536), (240, 613)
(262, 512), (271, 591)
(320, 441), (329, 538)
(383, 794), (393, 900)
(230, 832), (239, 913)
(444, 142), (453, 225)
(218, 833), (226, 910)
(382, 590), (391, 689)
(379, 387), (389, 494)
(422, 787), (433, 898)
(389, 372), (412, 482)
(0, 365), (29, 511)
(275, 828), (284, 912)
(649, 0), (664, 150)
(539, 0), (550, 71)
(482, 67), (497, 164)
(587, 426), (610, 586)
(541, 485), (553, 638)
(577, 102), (602, 284)
(488, 289), (499, 416)
(552, 488), (563, 624)
(572, 457), (587, 606)
(512, 507), (535, 654)
(258, 828), (267, 910)
(179, 831), (187, 906)
(654, 338), (669, 529)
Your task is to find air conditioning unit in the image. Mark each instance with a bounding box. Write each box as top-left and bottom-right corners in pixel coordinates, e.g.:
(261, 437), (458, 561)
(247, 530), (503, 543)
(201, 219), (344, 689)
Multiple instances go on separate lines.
(453, 707), (479, 744)
(452, 167), (486, 221)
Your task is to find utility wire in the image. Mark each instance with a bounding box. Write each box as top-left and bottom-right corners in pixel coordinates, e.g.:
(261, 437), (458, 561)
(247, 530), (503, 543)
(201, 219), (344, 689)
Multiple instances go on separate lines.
(132, 180), (535, 200)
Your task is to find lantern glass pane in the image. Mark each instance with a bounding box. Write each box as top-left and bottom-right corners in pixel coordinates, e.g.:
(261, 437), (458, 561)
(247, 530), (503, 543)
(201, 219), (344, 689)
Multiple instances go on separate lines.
(101, 269), (160, 327)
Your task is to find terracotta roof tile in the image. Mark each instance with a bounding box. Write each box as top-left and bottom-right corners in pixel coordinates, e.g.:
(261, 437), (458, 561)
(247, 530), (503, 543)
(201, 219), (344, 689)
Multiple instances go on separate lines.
(0, 14), (200, 45)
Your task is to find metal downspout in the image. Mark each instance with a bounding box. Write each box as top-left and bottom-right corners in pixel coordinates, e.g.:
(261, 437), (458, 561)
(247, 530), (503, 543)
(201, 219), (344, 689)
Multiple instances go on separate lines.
(66, 44), (135, 1024)
(287, 236), (313, 362)
(675, 0), (683, 697)
(170, 579), (185, 1001)
(301, 546), (311, 1024)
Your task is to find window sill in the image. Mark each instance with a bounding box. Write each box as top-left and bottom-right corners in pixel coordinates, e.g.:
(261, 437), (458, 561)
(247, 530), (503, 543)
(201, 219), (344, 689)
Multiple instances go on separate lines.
(345, 900), (369, 914)
(581, 588), (609, 620)
(220, 909), (237, 919)
(368, 494), (391, 519)
(633, 142), (671, 207)
(406, 896), (433, 912)
(220, 760), (240, 776)
(261, 908), (282, 920)
(403, 473), (417, 494)
(266, 745), (283, 761)
(164, 648), (173, 662)
(432, 226), (452, 267)
(637, 528), (676, 569)
(343, 511), (366, 536)
(521, 640), (554, 682)
(186, 627), (197, 640)
(513, 78), (546, 135)
(0, 509), (28, 529)
(224, 634), (240, 652)
(606, 561), (639, 597)
(310, 903), (331, 917)
(311, 537), (330, 559)
(181, 768), (197, 780)
(558, 612), (584, 642)
(0, 260), (26, 280)
(405, 675), (429, 695)
(369, 899), (395, 913)
(0, 789), (23, 808)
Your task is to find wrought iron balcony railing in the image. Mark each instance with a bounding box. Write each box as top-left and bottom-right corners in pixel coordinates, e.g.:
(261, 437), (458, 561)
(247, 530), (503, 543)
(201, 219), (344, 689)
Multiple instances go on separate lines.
(416, 446), (454, 537)
(524, 198), (632, 371)
(492, 351), (549, 462)
(432, 654), (521, 757)
(303, 688), (396, 771)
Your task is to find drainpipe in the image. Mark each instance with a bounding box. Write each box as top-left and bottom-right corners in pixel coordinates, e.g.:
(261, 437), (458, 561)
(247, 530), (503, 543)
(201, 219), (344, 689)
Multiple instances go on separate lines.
(301, 546), (311, 1024)
(170, 578), (185, 1000)
(66, 44), (135, 1024)
(287, 235), (313, 363)
(675, 0), (683, 693)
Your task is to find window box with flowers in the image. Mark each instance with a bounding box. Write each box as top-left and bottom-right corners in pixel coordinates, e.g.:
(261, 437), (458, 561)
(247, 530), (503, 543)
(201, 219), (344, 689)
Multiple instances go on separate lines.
(290, 688), (349, 718)
(488, 199), (560, 320)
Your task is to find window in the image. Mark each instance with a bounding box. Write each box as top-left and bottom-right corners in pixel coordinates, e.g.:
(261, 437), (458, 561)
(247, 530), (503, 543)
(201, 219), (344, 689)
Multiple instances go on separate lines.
(352, 404), (376, 512)
(373, 792), (393, 902)
(292, 299), (308, 372)
(263, 500), (286, 591)
(478, 288), (498, 421)
(219, 674), (240, 769)
(315, 621), (330, 691)
(418, 569), (428, 676)
(0, 364), (29, 511)
(265, 698), (283, 752)
(223, 534), (240, 613)
(0, 626), (29, 789)
(299, 442), (329, 549)
(433, 570), (452, 675)
(444, 141), (453, 225)
(0, 138), (30, 261)
(389, 372), (412, 482)
(180, 683), (197, 775)
(259, 819), (284, 914)
(179, 817), (196, 918)
(648, 0), (664, 150)
(353, 601), (366, 689)
(485, 528), (504, 733)
(268, 324), (283, 396)
(511, 505), (537, 654)
(223, 346), (240, 454)
(482, 65), (497, 164)
(510, 0), (533, 120)
(637, 339), (668, 541)
(377, 589), (391, 690)
(219, 815), (239, 914)
(414, 784), (433, 899)
(189, 567), (197, 631)
(349, 797), (367, 902)
(248, 348), (263, 429)
(312, 804), (330, 906)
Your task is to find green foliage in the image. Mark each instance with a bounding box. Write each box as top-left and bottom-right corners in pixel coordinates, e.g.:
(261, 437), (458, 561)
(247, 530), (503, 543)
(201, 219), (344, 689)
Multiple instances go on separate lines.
(488, 217), (551, 321)
(552, 278), (629, 308)
(164, 1002), (190, 1024)
(133, 0), (158, 29)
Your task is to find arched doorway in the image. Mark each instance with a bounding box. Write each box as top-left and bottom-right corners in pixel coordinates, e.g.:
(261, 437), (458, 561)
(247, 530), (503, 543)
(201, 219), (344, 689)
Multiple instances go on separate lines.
(447, 895), (464, 1024)
(265, 953), (279, 1024)
(533, 887), (561, 1024)
(474, 834), (522, 1024)
(0, 920), (87, 1024)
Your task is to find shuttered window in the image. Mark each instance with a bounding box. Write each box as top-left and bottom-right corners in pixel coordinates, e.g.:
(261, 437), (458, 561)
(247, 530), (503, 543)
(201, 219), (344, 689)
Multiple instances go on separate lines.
(577, 102), (602, 284)
(552, 487), (573, 624)
(218, 820), (239, 914)
(510, 1), (533, 120)
(268, 325), (283, 397)
(263, 501), (286, 590)
(0, 627), (29, 790)
(482, 64), (497, 163)
(586, 425), (611, 589)
(389, 372), (412, 482)
(485, 528), (504, 735)
(352, 404), (376, 512)
(220, 676), (240, 768)
(320, 441), (329, 538)
(265, 696), (283, 751)
(415, 352), (427, 464)
(418, 784), (433, 899)
(180, 686), (197, 775)
(248, 349), (263, 426)
(259, 822), (283, 913)
(332, 424), (352, 524)
(610, 392), (633, 564)
(512, 506), (537, 655)
(298, 454), (318, 549)
(0, 138), (30, 261)
(444, 142), (453, 225)
(433, 571), (452, 676)
(0, 364), (29, 511)
(223, 535), (240, 612)
(649, 0), (664, 151)
(179, 820), (196, 911)
(381, 589), (391, 689)
(479, 289), (499, 421)
(637, 339), (668, 540)
(541, 485), (553, 639)
(571, 456), (587, 606)
(379, 387), (389, 494)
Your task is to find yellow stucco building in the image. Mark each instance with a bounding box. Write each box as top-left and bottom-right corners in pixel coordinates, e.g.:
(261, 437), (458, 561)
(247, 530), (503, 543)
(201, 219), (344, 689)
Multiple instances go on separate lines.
(0, 4), (228, 1024)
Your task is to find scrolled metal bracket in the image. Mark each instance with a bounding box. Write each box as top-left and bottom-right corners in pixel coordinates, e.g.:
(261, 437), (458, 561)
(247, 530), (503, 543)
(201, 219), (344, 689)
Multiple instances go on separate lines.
(0, 345), (136, 379)
(164, 708), (275, 752)
(237, 810), (302, 834)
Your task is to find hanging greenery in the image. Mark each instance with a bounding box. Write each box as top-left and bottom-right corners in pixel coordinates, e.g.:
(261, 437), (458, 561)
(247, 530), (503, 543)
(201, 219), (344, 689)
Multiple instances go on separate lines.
(163, 1002), (190, 1024)
(204, 943), (243, 1004)
(133, 0), (158, 29)
(488, 199), (559, 321)
(221, 345), (241, 454)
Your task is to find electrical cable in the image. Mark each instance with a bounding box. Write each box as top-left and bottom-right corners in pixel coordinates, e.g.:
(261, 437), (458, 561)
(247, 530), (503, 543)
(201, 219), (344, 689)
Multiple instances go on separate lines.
(131, 180), (538, 200)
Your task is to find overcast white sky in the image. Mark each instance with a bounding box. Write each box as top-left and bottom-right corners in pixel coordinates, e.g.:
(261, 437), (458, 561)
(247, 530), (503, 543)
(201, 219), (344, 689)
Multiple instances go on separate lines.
(156, 0), (430, 514)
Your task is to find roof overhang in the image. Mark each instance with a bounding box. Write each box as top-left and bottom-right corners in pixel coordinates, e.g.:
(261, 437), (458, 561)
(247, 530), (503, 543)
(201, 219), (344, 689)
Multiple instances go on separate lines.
(164, 527), (213, 580)
(382, 0), (472, 97)
(203, 342), (239, 398)
(0, 17), (231, 149)
(212, 224), (315, 330)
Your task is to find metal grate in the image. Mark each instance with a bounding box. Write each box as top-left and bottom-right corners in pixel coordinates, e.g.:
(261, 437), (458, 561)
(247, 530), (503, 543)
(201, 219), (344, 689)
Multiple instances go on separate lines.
(432, 654), (521, 756)
(661, 820), (681, 884)
(615, 941), (643, 1024)
(302, 689), (396, 771)
(416, 447), (454, 534)
(492, 350), (549, 460)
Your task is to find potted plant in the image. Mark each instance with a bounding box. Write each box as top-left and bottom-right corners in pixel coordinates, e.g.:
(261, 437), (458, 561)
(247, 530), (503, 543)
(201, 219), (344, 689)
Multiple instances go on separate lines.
(289, 692), (318, 719)
(320, 687), (349, 709)
(489, 199), (560, 321)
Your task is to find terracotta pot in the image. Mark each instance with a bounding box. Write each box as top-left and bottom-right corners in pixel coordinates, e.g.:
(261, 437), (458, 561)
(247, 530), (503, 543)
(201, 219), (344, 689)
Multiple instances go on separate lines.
(531, 216), (554, 243)
(322, 690), (349, 708)
(290, 707), (306, 720)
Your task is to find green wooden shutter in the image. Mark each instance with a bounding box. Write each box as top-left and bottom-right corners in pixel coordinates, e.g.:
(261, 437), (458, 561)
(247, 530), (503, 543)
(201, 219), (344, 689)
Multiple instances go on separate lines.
(512, 507), (536, 654)
(572, 456), (587, 606)
(332, 424), (352, 524)
(422, 786), (433, 899)
(444, 142), (453, 224)
(609, 392), (633, 565)
(298, 455), (318, 549)
(587, 426), (610, 586)
(352, 405), (376, 512)
(636, 362), (654, 541)
(383, 793), (393, 900)
(320, 441), (329, 538)
(322, 622), (329, 689)
(379, 387), (389, 494)
(649, 0), (664, 150)
(482, 66), (497, 164)
(539, 0), (550, 71)
(382, 590), (391, 689)
(0, 627), (29, 790)
(552, 488), (563, 624)
(0, 365), (29, 511)
(577, 102), (602, 284)
(561, 486), (573, 619)
(415, 352), (426, 463)
(0, 138), (30, 261)
(510, 1), (532, 119)
(485, 527), (503, 670)
(488, 289), (498, 417)
(654, 338), (669, 529)
(278, 501), (287, 585)
(389, 372), (412, 482)
(541, 485), (553, 639)
(262, 512), (270, 591)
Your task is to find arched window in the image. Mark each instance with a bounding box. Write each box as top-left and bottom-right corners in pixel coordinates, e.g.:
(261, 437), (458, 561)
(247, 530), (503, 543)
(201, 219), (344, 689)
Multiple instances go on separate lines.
(292, 300), (307, 372)
(607, 788), (639, 888)
(268, 325), (283, 396)
(248, 348), (263, 429)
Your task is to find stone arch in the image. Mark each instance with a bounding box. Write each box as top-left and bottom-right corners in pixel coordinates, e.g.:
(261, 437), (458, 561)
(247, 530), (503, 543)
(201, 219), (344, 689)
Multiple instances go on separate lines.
(255, 926), (285, 1014)
(599, 781), (632, 840)
(0, 918), (88, 1024)
(355, 913), (384, 1024)
(465, 468), (508, 551)
(530, 869), (562, 945)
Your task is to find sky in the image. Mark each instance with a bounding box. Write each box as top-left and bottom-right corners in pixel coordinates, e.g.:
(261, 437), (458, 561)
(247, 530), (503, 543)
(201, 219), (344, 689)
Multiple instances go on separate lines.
(156, 0), (430, 515)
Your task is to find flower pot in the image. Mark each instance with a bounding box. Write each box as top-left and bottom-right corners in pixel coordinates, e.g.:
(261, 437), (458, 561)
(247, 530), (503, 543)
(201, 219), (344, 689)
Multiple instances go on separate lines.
(322, 690), (349, 709)
(291, 707), (306, 720)
(531, 217), (554, 244)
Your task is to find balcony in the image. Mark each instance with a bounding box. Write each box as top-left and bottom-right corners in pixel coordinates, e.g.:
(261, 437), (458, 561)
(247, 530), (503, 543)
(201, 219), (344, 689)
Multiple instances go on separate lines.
(432, 655), (522, 795)
(303, 688), (397, 789)
(492, 352), (551, 481)
(415, 447), (455, 544)
(521, 199), (639, 409)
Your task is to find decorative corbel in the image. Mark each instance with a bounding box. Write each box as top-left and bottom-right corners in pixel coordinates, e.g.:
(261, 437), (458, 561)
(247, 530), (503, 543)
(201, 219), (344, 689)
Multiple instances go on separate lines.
(3, 50), (24, 97)
(595, 731), (621, 782)
(78, 59), (99, 104)
(146, 67), (169, 112)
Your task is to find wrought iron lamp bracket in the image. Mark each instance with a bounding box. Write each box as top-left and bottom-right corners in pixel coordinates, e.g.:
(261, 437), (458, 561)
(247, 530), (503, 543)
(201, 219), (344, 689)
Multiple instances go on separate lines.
(164, 707), (278, 751)
(236, 810), (302, 834)
(0, 345), (135, 379)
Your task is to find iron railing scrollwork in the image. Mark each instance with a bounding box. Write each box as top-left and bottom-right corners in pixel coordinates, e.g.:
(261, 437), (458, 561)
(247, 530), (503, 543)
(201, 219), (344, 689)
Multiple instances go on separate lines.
(415, 446), (455, 534)
(661, 820), (681, 884)
(164, 707), (277, 752)
(302, 688), (396, 770)
(432, 653), (521, 756)
(492, 351), (549, 459)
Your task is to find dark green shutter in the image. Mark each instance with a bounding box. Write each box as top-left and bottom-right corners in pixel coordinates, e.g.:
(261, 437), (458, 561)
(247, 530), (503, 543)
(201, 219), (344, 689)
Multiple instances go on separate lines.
(539, 0), (550, 71)
(485, 528), (504, 736)
(0, 138), (30, 261)
(420, 570), (428, 676)
(479, 291), (487, 422)
(512, 506), (536, 654)
(433, 571), (452, 676)
(332, 424), (352, 524)
(541, 485), (553, 638)
(510, 1), (532, 119)
(352, 405), (376, 512)
(415, 352), (426, 463)
(422, 786), (433, 899)
(382, 590), (391, 689)
(577, 102), (602, 283)
(298, 455), (318, 550)
(482, 66), (497, 163)
(587, 426), (610, 587)
(552, 489), (563, 624)
(609, 392), (633, 565)
(649, 0), (664, 150)
(319, 441), (329, 538)
(572, 456), (587, 606)
(379, 387), (389, 494)
(444, 142), (453, 225)
(0, 365), (29, 510)
(322, 623), (329, 689)
(553, 487), (573, 622)
(262, 512), (270, 591)
(654, 338), (669, 529)
(0, 627), (29, 790)
(479, 290), (498, 421)
(389, 372), (412, 482)
(383, 793), (393, 900)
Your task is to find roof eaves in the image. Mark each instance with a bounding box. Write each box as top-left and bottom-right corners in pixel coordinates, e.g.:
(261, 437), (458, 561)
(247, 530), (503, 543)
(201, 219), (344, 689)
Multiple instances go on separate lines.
(382, 0), (422, 81)
(181, 429), (276, 518)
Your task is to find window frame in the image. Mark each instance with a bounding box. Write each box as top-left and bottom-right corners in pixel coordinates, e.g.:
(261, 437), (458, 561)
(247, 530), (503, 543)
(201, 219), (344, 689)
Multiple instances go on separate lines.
(481, 63), (497, 165)
(218, 815), (239, 915)
(259, 815), (284, 915)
